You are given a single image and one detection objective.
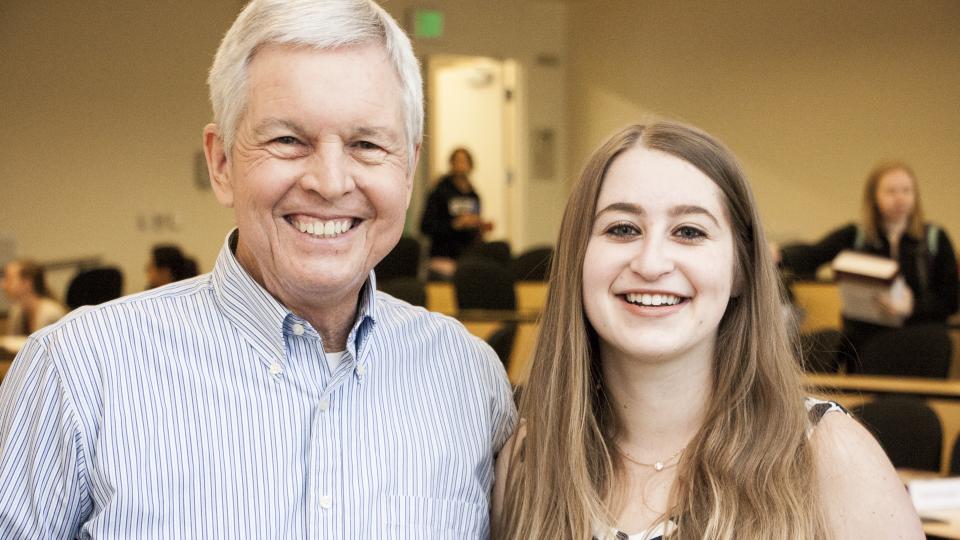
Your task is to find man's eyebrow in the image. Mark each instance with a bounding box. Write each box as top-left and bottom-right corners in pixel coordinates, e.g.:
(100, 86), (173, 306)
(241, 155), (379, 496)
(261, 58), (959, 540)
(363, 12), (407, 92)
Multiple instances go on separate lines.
(595, 202), (721, 227)
(252, 118), (304, 135)
(353, 125), (402, 141)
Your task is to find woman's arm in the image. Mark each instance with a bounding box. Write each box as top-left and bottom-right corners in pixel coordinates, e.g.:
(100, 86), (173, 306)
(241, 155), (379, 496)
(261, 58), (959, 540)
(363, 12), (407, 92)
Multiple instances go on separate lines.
(812, 411), (924, 539)
(912, 227), (959, 320)
(780, 224), (859, 277)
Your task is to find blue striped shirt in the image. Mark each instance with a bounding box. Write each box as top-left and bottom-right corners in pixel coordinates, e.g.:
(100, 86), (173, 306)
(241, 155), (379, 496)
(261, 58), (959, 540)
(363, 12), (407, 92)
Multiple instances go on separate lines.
(0, 232), (517, 538)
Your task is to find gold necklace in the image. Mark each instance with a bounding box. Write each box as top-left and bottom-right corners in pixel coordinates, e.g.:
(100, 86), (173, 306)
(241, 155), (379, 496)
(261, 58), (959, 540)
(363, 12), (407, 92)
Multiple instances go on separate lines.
(616, 443), (685, 472)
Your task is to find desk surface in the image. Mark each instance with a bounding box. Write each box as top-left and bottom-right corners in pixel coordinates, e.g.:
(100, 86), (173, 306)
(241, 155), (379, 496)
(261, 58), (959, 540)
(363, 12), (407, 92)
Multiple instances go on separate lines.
(805, 373), (960, 399)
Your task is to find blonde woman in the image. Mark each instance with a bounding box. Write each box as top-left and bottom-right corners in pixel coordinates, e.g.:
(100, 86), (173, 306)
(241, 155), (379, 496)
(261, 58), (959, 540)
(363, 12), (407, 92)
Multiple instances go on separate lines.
(777, 162), (958, 372)
(493, 122), (922, 539)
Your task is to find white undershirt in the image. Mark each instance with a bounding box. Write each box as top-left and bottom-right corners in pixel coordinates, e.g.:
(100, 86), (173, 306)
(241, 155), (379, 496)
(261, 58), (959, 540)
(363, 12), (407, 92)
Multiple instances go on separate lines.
(325, 350), (346, 373)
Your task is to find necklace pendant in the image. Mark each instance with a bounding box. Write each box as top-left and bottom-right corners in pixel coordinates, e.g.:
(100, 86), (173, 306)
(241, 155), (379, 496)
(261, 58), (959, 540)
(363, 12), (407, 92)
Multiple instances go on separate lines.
(654, 461), (664, 471)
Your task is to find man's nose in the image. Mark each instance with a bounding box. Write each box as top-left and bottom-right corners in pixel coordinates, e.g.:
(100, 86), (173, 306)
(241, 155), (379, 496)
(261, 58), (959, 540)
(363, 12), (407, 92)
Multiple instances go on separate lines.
(299, 144), (356, 200)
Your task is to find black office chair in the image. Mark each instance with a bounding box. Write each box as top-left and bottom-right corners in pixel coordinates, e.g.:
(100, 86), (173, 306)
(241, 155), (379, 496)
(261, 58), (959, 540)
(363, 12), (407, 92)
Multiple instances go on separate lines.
(852, 396), (942, 472)
(513, 246), (553, 282)
(377, 277), (427, 308)
(375, 237), (422, 282)
(454, 258), (516, 311)
(798, 329), (844, 373)
(858, 324), (953, 378)
(949, 434), (960, 476)
(462, 241), (512, 268)
(485, 321), (518, 369)
(65, 267), (124, 310)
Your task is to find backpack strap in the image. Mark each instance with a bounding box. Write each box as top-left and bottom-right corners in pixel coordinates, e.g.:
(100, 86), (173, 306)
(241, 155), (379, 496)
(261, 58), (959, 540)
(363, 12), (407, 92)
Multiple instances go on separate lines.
(927, 223), (940, 257)
(854, 224), (865, 251)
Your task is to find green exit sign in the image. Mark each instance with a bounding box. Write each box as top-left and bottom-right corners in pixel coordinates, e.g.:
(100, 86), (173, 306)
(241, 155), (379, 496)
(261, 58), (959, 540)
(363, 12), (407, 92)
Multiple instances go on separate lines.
(413, 9), (444, 39)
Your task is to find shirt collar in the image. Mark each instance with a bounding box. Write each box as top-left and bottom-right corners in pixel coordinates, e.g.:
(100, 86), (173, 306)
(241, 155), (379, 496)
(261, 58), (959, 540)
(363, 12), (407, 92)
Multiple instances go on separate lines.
(211, 229), (378, 363)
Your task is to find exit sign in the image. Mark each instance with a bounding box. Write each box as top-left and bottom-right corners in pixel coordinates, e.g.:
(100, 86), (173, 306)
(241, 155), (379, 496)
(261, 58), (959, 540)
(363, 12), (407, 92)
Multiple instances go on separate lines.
(413, 9), (444, 39)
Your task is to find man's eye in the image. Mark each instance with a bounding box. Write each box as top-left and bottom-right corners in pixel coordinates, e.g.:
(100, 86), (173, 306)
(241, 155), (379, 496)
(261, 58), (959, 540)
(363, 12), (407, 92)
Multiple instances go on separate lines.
(272, 136), (300, 145)
(675, 225), (707, 241)
(604, 222), (640, 238)
(355, 141), (382, 151)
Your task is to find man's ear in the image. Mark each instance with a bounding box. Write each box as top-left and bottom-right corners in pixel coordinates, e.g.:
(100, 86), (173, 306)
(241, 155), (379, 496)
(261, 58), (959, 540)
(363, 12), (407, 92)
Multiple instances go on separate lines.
(404, 143), (422, 208)
(203, 123), (234, 208)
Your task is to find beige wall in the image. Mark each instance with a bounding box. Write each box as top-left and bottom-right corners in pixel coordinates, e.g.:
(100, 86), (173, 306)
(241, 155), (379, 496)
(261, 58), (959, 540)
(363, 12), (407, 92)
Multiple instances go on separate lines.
(1, 1), (240, 293)
(3, 1), (957, 297)
(567, 0), (960, 244)
(0, 1), (568, 295)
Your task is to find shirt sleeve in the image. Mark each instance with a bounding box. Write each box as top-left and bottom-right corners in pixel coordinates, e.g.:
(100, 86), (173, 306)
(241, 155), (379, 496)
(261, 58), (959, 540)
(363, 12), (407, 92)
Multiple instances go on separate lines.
(0, 337), (89, 538)
(780, 224), (858, 277)
(484, 346), (518, 455)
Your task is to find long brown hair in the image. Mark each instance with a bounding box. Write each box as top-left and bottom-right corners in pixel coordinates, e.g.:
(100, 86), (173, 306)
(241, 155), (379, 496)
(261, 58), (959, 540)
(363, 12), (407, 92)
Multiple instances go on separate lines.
(861, 160), (925, 247)
(497, 122), (826, 539)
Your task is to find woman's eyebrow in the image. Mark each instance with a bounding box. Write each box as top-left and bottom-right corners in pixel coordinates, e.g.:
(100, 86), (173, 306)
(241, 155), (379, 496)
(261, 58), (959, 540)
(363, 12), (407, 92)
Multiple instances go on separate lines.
(670, 204), (720, 227)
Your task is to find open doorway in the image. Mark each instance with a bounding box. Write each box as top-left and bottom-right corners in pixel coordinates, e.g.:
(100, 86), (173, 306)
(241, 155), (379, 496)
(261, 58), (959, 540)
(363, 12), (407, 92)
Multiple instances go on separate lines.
(421, 54), (521, 248)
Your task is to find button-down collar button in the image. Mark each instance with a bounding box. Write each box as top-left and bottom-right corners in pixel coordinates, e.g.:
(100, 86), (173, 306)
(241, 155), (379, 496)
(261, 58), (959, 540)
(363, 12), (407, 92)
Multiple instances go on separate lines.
(269, 362), (283, 375)
(292, 323), (305, 336)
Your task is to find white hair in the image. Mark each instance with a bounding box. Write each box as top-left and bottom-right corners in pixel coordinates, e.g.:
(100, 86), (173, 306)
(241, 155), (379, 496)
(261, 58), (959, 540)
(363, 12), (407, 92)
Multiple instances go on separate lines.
(207, 0), (423, 167)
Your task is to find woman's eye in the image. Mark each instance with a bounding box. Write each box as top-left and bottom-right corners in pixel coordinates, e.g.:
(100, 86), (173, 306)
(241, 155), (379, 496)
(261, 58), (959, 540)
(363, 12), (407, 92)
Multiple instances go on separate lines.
(605, 222), (640, 238)
(675, 225), (707, 241)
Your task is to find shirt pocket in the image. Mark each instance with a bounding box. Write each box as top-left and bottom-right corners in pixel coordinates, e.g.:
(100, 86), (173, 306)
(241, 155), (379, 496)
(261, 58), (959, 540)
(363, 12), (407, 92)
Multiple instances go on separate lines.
(379, 494), (487, 539)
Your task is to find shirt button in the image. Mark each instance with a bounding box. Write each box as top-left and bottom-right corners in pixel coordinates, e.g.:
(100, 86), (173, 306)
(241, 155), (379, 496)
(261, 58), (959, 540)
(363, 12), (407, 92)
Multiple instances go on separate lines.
(356, 364), (367, 376)
(292, 323), (305, 336)
(319, 495), (332, 509)
(319, 398), (330, 412)
(269, 362), (283, 375)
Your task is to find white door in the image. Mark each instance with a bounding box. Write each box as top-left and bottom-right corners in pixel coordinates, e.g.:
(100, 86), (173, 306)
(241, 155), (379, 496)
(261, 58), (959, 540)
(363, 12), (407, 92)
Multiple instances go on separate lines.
(426, 55), (518, 245)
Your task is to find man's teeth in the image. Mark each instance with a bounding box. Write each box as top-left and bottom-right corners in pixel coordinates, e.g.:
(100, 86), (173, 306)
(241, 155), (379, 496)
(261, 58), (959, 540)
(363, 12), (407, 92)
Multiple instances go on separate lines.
(294, 218), (353, 238)
(625, 293), (682, 306)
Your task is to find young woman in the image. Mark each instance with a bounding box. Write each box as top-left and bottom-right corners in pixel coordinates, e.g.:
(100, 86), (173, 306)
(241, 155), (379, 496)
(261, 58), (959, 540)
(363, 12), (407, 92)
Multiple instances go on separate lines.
(2, 259), (66, 336)
(777, 162), (958, 371)
(493, 122), (922, 539)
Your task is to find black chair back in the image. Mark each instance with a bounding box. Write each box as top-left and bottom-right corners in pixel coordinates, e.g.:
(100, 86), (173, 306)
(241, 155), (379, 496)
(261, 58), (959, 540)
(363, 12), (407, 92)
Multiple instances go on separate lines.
(454, 259), (516, 311)
(375, 237), (421, 281)
(513, 246), (553, 282)
(858, 323), (953, 378)
(485, 321), (518, 369)
(852, 396), (942, 472)
(798, 329), (844, 373)
(66, 267), (123, 310)
(377, 277), (427, 308)
(462, 241), (512, 267)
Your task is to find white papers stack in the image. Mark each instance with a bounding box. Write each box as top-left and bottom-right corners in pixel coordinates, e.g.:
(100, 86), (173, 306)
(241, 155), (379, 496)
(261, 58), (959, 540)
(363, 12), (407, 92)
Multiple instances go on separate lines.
(831, 250), (906, 327)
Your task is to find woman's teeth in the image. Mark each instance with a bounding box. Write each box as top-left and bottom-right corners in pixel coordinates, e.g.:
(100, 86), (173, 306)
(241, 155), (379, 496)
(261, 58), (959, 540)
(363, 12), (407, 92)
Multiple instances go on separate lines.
(293, 218), (353, 238)
(625, 293), (682, 306)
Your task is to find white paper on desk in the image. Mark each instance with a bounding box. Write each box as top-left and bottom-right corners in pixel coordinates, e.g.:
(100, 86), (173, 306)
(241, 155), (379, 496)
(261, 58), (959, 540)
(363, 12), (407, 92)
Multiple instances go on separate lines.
(909, 477), (960, 512)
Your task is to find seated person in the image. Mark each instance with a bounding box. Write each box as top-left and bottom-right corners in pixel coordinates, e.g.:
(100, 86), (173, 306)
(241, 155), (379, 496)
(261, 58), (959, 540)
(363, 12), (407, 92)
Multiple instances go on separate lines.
(2, 259), (66, 336)
(775, 161), (958, 371)
(419, 148), (492, 280)
(145, 244), (199, 289)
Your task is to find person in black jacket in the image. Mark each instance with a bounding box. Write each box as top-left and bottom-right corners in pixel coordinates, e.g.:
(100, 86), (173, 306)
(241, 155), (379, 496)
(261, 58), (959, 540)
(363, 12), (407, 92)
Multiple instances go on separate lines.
(776, 161), (958, 371)
(420, 147), (491, 280)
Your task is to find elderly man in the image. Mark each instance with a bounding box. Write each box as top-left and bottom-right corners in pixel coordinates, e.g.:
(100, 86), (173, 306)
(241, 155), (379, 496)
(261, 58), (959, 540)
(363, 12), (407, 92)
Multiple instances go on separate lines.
(0, 1), (515, 537)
